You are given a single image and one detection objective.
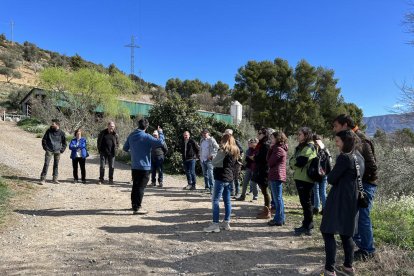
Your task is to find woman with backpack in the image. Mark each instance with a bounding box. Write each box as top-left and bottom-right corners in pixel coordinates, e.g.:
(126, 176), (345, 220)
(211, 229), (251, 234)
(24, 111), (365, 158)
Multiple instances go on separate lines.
(69, 128), (89, 184)
(203, 133), (240, 233)
(320, 130), (364, 276)
(266, 131), (288, 226)
(312, 134), (332, 215)
(290, 127), (317, 235)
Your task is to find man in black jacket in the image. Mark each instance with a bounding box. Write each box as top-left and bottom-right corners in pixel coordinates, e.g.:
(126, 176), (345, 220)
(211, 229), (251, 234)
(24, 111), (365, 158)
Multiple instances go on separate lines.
(40, 119), (67, 185)
(97, 121), (119, 184)
(181, 131), (199, 190)
(333, 114), (378, 261)
(151, 130), (168, 187)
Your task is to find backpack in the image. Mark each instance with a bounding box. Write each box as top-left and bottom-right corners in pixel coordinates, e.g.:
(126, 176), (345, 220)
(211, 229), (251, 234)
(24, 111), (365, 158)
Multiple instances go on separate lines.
(307, 146), (332, 182)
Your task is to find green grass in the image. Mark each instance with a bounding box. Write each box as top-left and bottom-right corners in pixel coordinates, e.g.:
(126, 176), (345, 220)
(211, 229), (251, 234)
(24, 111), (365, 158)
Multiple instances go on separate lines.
(371, 196), (414, 250)
(0, 177), (12, 223)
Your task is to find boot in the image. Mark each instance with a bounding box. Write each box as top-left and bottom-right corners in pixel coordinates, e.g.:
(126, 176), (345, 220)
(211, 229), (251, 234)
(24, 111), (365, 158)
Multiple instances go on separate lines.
(256, 206), (271, 219)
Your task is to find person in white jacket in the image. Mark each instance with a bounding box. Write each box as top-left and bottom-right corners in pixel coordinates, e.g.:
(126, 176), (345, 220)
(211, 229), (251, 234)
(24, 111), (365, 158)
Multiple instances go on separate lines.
(199, 128), (219, 193)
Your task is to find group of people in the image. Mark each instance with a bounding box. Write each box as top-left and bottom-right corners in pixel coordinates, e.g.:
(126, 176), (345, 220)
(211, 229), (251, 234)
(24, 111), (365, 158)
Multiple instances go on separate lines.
(38, 114), (378, 276)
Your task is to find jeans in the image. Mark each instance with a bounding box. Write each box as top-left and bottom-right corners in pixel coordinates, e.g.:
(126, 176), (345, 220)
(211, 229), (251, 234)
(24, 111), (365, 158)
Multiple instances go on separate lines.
(99, 154), (115, 181)
(353, 182), (377, 254)
(269, 180), (285, 224)
(151, 156), (164, 184)
(313, 175), (327, 210)
(201, 160), (214, 190)
(131, 169), (150, 210)
(72, 157), (86, 181)
(231, 163), (241, 195)
(183, 159), (196, 187)
(296, 180), (314, 229)
(40, 151), (61, 179)
(240, 169), (258, 197)
(322, 233), (354, 272)
(212, 179), (232, 223)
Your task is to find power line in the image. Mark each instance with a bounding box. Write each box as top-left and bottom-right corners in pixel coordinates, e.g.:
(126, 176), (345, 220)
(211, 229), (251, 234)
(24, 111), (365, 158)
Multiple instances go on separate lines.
(124, 35), (140, 77)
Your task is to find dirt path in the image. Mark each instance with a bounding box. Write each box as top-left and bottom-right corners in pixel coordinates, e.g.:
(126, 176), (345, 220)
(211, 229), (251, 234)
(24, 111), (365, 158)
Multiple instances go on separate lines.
(0, 121), (324, 275)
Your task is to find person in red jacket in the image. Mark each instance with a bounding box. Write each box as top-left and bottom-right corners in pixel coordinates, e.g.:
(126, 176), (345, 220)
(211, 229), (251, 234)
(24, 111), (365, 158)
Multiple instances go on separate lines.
(266, 131), (288, 226)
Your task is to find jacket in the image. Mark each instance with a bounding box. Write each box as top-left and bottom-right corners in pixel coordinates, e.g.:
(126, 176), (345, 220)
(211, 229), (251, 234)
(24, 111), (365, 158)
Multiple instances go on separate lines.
(97, 129), (119, 157)
(199, 136), (219, 161)
(181, 138), (200, 161)
(267, 143), (288, 182)
(355, 130), (378, 184)
(69, 137), (88, 159)
(42, 127), (67, 153)
(151, 142), (168, 159)
(123, 129), (165, 170)
(213, 150), (236, 182)
(244, 147), (256, 171)
(320, 151), (365, 237)
(251, 139), (270, 185)
(290, 142), (317, 184)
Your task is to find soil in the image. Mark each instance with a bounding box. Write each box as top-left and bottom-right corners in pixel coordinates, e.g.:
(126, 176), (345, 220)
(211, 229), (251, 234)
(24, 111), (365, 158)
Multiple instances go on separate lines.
(0, 121), (325, 275)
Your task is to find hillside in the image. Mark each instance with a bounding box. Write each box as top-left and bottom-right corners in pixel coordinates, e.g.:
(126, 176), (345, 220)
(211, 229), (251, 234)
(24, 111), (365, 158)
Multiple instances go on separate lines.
(363, 113), (414, 136)
(0, 36), (156, 110)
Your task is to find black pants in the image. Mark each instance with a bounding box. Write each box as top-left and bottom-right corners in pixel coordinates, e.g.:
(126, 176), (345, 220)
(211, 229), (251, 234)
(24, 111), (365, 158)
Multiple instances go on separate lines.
(295, 180), (314, 229)
(322, 232), (354, 272)
(131, 169), (150, 210)
(72, 157), (86, 181)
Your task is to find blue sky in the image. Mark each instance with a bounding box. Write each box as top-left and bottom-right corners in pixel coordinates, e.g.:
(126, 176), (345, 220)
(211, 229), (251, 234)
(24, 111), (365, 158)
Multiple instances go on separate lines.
(1, 0), (413, 117)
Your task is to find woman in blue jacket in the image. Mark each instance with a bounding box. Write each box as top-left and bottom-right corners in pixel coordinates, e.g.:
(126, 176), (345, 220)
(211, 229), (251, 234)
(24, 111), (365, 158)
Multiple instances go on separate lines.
(69, 128), (88, 183)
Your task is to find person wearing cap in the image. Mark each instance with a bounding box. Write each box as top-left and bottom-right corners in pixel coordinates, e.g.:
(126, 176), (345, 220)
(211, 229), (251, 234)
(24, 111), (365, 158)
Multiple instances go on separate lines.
(199, 128), (219, 193)
(150, 130), (168, 187)
(237, 138), (259, 201)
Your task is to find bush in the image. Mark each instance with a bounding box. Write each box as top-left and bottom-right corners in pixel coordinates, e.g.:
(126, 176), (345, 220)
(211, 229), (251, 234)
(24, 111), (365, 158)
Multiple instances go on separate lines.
(371, 195), (414, 250)
(17, 118), (47, 133)
(147, 93), (242, 174)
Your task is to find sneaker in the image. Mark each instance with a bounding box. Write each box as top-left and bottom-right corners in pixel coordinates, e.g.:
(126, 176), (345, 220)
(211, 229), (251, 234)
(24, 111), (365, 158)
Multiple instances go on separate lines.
(294, 226), (312, 236)
(108, 179), (114, 184)
(203, 223), (220, 233)
(221, 221), (231, 231)
(39, 179), (46, 185)
(73, 179), (79, 184)
(98, 180), (103, 185)
(252, 196), (258, 201)
(132, 208), (148, 215)
(82, 180), (86, 184)
(335, 265), (355, 276)
(354, 249), (374, 262)
(183, 184), (192, 190)
(151, 182), (156, 187)
(267, 220), (284, 226)
(324, 269), (337, 276)
(236, 196), (246, 201)
(158, 182), (163, 188)
(52, 179), (60, 184)
(189, 185), (196, 190)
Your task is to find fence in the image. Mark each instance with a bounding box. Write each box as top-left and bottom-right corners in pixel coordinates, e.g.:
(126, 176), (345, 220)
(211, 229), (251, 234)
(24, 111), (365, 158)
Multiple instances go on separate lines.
(2, 111), (29, 121)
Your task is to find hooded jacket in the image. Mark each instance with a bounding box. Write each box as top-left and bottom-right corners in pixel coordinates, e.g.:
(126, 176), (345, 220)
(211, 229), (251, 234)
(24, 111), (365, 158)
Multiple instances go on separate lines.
(266, 143), (288, 182)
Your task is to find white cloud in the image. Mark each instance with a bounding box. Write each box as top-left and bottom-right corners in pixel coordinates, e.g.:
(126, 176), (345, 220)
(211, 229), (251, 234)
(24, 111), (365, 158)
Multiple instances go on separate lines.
(392, 103), (404, 108)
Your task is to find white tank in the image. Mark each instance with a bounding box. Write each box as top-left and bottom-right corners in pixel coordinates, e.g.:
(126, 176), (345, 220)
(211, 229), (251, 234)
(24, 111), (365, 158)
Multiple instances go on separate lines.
(230, 101), (243, 125)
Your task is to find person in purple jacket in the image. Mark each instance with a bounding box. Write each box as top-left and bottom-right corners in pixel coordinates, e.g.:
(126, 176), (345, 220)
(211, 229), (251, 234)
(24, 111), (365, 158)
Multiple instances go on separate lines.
(266, 131), (288, 226)
(123, 118), (165, 215)
(69, 128), (89, 184)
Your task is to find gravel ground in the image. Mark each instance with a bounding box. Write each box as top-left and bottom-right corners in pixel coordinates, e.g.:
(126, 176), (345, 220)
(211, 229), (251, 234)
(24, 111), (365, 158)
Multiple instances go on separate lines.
(0, 121), (324, 275)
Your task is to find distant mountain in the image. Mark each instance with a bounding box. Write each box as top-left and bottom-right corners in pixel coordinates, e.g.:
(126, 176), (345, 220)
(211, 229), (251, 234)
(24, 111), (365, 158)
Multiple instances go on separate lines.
(363, 113), (414, 136)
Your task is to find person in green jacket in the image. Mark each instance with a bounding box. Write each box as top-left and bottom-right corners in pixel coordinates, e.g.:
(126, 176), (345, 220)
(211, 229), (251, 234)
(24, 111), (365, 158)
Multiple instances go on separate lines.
(290, 127), (317, 236)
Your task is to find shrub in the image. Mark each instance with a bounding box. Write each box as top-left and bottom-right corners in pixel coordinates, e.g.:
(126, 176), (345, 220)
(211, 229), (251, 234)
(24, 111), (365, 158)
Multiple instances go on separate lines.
(17, 118), (47, 133)
(371, 195), (414, 250)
